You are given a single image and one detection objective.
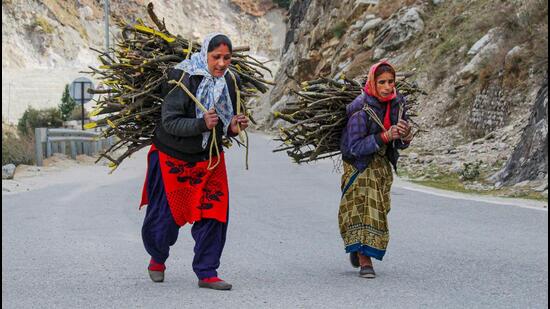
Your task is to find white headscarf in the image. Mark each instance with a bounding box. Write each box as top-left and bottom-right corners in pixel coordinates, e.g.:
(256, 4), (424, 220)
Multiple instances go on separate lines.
(174, 33), (234, 148)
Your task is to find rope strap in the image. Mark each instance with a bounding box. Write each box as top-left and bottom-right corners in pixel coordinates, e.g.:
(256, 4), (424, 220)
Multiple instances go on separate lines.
(228, 71), (250, 170)
(363, 105), (386, 131)
(168, 74), (221, 170)
(363, 103), (406, 143)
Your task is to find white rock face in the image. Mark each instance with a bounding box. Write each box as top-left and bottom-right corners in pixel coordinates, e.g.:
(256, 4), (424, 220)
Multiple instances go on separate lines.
(459, 28), (505, 79)
(1, 0), (286, 123)
(375, 7), (424, 51)
(360, 17), (383, 34)
(467, 28), (500, 56)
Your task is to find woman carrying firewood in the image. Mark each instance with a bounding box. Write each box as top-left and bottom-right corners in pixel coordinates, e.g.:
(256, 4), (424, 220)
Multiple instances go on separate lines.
(339, 60), (414, 278)
(139, 33), (248, 290)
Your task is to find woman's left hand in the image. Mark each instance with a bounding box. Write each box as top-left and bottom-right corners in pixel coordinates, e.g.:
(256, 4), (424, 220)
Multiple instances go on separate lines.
(230, 114), (249, 133)
(397, 120), (411, 137)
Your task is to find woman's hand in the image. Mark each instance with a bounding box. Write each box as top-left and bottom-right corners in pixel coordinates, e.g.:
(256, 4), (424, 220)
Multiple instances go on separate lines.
(397, 120), (411, 138)
(204, 108), (219, 130)
(230, 114), (249, 133)
(381, 125), (401, 143)
(397, 120), (414, 142)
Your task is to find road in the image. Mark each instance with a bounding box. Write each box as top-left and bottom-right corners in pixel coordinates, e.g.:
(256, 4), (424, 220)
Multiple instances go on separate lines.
(2, 133), (548, 308)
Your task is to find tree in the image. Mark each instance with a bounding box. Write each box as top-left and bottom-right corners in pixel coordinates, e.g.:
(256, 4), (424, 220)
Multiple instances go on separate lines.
(59, 84), (76, 121)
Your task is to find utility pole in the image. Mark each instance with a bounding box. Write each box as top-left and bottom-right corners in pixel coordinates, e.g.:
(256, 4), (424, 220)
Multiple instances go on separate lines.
(80, 82), (85, 130)
(103, 0), (112, 102)
(104, 0), (110, 55)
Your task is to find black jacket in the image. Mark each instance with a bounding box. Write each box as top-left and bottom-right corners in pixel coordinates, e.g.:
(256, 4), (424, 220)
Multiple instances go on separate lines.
(152, 68), (239, 162)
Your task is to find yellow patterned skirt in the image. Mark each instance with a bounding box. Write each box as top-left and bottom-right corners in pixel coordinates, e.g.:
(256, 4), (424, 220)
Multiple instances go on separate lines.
(338, 154), (393, 260)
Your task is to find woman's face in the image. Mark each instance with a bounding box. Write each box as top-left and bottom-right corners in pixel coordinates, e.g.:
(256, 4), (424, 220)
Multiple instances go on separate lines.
(375, 72), (395, 98)
(207, 44), (231, 77)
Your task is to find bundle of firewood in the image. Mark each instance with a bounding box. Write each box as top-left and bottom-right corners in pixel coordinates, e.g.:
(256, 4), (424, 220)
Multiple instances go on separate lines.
(273, 75), (425, 163)
(83, 3), (273, 170)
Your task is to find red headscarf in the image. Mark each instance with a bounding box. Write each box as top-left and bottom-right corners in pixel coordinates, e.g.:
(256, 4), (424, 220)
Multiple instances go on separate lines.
(364, 60), (397, 130)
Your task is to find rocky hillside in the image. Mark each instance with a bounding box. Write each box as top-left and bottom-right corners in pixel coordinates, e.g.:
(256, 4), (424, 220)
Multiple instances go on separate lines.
(2, 0), (547, 197)
(1, 0), (286, 123)
(262, 0), (548, 196)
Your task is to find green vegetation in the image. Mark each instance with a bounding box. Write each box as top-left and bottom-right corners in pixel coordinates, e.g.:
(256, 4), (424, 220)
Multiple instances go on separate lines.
(418, 0), (548, 78)
(332, 21), (347, 39)
(410, 174), (470, 193)
(273, 0), (291, 9)
(17, 107), (63, 136)
(59, 84), (76, 121)
(433, 37), (462, 59)
(413, 176), (548, 201)
(399, 168), (548, 202)
(33, 16), (54, 34)
(460, 161), (481, 181)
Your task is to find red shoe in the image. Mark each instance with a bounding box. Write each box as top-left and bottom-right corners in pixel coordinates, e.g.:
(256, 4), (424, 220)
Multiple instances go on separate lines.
(148, 258), (165, 282)
(198, 277), (232, 290)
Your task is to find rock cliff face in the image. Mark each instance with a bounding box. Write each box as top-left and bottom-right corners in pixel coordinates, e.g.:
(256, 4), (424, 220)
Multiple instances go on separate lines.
(2, 0), (548, 193)
(494, 76), (548, 188)
(1, 0), (286, 123)
(262, 0), (548, 192)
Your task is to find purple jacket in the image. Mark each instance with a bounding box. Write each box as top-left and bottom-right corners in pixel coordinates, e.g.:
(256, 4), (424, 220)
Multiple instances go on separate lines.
(340, 92), (410, 172)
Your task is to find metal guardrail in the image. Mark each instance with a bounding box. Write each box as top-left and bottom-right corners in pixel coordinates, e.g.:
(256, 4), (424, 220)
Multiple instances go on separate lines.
(34, 128), (114, 166)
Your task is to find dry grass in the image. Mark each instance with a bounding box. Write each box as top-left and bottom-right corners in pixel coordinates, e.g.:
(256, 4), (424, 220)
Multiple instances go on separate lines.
(405, 0), (547, 121)
(230, 0), (275, 17)
(41, 0), (88, 39)
(33, 16), (54, 34)
(376, 0), (418, 19)
(503, 50), (530, 90)
(37, 0), (149, 38)
(2, 123), (35, 166)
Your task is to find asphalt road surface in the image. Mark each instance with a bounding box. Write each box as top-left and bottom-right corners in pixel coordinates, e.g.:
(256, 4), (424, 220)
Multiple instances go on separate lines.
(3, 133), (548, 308)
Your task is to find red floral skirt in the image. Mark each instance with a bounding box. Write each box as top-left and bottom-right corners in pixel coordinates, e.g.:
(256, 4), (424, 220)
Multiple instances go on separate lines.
(140, 145), (229, 226)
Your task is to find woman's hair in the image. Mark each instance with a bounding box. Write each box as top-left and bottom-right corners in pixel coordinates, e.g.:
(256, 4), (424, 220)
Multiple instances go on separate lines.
(207, 35), (233, 53)
(374, 64), (395, 79)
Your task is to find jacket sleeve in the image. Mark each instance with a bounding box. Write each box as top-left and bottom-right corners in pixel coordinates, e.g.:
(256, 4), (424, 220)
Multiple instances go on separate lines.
(394, 97), (411, 150)
(346, 110), (385, 158)
(161, 70), (209, 137)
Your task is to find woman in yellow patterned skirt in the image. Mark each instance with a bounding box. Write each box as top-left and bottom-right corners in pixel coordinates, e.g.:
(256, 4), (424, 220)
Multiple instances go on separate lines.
(339, 60), (414, 278)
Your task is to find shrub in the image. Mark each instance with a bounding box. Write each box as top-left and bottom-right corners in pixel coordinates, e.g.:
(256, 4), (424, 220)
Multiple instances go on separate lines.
(2, 128), (35, 166)
(503, 50), (530, 89)
(17, 107), (63, 136)
(332, 21), (347, 39)
(461, 161), (481, 181)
